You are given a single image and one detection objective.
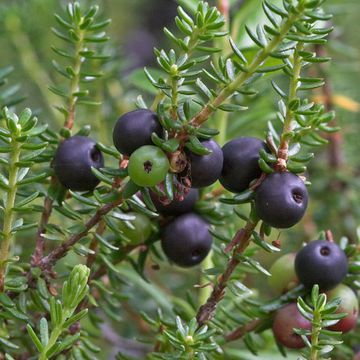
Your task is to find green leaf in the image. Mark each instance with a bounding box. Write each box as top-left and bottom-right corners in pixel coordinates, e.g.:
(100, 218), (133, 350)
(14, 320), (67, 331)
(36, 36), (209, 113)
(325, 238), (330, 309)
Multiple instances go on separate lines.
(63, 309), (88, 328)
(218, 103), (248, 112)
(123, 180), (141, 199)
(252, 231), (280, 253)
(39, 318), (49, 346)
(185, 136), (212, 155)
(26, 325), (44, 352)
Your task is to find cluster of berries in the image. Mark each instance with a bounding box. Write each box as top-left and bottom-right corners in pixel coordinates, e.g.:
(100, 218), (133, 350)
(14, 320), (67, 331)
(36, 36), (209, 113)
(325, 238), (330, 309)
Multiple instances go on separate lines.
(112, 109), (213, 267)
(270, 240), (358, 349)
(52, 108), (310, 267)
(112, 109), (309, 229)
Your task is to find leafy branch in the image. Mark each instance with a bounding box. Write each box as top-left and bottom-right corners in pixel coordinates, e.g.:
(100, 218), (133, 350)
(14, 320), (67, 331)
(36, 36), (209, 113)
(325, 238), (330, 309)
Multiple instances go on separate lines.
(38, 192), (123, 273)
(296, 285), (345, 360)
(188, 0), (311, 128)
(0, 107), (49, 291)
(32, 2), (111, 267)
(149, 2), (226, 112)
(27, 265), (90, 360)
(196, 214), (258, 326)
(50, 2), (110, 128)
(192, 0), (333, 327)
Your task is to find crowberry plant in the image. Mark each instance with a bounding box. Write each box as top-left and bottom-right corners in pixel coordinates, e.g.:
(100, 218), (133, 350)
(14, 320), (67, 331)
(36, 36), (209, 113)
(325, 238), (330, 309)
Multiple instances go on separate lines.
(0, 0), (358, 359)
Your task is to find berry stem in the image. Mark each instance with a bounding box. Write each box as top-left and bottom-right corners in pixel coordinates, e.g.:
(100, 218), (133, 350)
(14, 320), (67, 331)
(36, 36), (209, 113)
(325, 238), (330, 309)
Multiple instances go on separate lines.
(276, 42), (304, 169)
(0, 141), (21, 292)
(196, 218), (258, 326)
(189, 2), (307, 128)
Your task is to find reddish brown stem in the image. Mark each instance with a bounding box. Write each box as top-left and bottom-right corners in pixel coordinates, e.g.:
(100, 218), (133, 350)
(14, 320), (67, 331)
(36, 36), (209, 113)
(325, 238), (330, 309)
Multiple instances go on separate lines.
(218, 0), (230, 21)
(224, 318), (263, 342)
(38, 196), (123, 272)
(86, 219), (106, 268)
(31, 195), (54, 267)
(196, 219), (257, 326)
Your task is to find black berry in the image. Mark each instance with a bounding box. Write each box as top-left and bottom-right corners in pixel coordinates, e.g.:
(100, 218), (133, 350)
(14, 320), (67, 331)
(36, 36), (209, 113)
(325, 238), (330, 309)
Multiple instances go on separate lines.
(187, 139), (223, 188)
(53, 136), (104, 192)
(112, 109), (163, 155)
(161, 213), (212, 267)
(295, 239), (348, 291)
(220, 137), (266, 193)
(151, 188), (199, 216)
(255, 172), (308, 228)
(272, 303), (311, 349)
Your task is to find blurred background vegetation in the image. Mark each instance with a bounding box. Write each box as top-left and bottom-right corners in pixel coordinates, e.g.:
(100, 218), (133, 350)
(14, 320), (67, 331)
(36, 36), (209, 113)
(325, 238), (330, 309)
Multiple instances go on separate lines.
(0, 0), (359, 358)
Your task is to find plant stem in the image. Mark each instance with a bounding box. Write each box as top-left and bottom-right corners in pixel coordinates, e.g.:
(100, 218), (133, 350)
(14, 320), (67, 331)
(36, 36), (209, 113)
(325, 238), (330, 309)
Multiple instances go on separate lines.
(38, 195), (123, 272)
(310, 310), (321, 360)
(39, 325), (63, 360)
(189, 3), (306, 128)
(196, 218), (258, 326)
(198, 251), (214, 306)
(32, 26), (86, 266)
(0, 142), (21, 292)
(277, 42), (304, 166)
(214, 0), (231, 145)
(64, 28), (85, 130)
(197, 0), (231, 306)
(150, 27), (200, 111)
(224, 318), (263, 343)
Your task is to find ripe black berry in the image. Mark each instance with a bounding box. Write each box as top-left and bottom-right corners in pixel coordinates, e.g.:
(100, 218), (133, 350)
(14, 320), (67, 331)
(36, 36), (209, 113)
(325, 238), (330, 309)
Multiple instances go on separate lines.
(112, 109), (163, 155)
(53, 136), (104, 192)
(187, 139), (223, 188)
(272, 303), (311, 349)
(161, 213), (212, 267)
(220, 137), (266, 193)
(295, 239), (348, 291)
(151, 188), (199, 216)
(255, 172), (308, 228)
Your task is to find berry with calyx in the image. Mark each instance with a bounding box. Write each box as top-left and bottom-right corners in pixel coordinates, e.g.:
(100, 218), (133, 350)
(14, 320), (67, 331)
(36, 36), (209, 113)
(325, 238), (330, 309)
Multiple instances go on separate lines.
(326, 284), (359, 333)
(161, 213), (212, 267)
(268, 253), (299, 294)
(151, 188), (199, 216)
(118, 212), (152, 245)
(113, 109), (163, 155)
(220, 137), (266, 193)
(272, 303), (311, 349)
(53, 135), (104, 192)
(295, 239), (348, 291)
(255, 172), (308, 228)
(128, 145), (169, 187)
(187, 139), (223, 188)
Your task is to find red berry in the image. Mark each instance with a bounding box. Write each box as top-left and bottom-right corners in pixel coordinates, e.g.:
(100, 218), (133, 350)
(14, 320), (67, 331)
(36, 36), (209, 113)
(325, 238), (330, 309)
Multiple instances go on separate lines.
(272, 303), (311, 349)
(326, 284), (359, 333)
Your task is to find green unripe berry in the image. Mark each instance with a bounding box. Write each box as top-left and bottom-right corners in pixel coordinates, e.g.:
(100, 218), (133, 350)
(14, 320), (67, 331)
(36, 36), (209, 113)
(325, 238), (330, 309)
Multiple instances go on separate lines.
(128, 145), (169, 187)
(118, 212), (152, 245)
(268, 253), (299, 294)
